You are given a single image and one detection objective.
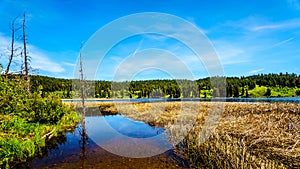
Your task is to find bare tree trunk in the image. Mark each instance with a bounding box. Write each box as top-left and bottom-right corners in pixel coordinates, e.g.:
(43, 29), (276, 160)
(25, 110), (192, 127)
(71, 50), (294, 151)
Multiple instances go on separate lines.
(79, 44), (88, 168)
(22, 12), (30, 92)
(0, 64), (3, 73)
(5, 17), (18, 76)
(79, 45), (86, 138)
(79, 45), (85, 114)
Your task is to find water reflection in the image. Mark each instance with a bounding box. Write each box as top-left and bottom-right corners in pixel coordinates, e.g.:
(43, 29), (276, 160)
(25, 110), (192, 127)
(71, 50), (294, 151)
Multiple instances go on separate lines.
(101, 115), (165, 138)
(62, 97), (300, 103)
(31, 111), (186, 168)
(86, 115), (172, 158)
(78, 123), (88, 168)
(14, 132), (70, 168)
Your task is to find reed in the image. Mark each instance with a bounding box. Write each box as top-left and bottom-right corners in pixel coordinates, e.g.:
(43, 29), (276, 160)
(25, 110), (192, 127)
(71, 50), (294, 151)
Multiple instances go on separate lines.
(88, 101), (299, 168)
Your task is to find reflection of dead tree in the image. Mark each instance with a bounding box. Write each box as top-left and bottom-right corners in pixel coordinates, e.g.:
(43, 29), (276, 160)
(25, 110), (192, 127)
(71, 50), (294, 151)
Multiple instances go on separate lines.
(78, 44), (88, 168)
(79, 124), (88, 168)
(5, 17), (21, 76)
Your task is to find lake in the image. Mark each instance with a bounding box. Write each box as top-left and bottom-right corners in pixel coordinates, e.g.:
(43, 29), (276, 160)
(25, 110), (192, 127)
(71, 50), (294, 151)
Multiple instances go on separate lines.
(30, 98), (299, 168)
(30, 113), (190, 168)
(62, 97), (300, 103)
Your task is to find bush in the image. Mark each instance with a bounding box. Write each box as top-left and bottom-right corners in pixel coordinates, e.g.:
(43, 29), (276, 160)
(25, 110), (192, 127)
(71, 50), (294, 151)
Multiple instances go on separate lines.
(0, 76), (79, 168)
(296, 90), (300, 96)
(26, 94), (65, 123)
(264, 88), (271, 97)
(0, 76), (66, 124)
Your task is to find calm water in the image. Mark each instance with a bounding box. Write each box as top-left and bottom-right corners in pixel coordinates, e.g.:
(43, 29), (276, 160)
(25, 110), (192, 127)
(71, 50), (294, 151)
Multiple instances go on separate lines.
(30, 98), (299, 168)
(62, 97), (300, 103)
(30, 114), (189, 169)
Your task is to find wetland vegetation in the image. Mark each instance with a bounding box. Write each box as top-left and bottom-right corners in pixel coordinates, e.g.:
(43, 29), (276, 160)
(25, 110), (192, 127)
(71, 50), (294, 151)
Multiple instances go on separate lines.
(1, 73), (300, 168)
(0, 76), (79, 168)
(84, 101), (300, 168)
(1, 1), (300, 168)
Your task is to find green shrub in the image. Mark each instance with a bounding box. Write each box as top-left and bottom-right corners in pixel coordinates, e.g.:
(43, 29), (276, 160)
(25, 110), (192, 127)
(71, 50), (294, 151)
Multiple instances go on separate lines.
(264, 88), (271, 97)
(296, 90), (300, 96)
(0, 76), (79, 168)
(0, 76), (66, 124)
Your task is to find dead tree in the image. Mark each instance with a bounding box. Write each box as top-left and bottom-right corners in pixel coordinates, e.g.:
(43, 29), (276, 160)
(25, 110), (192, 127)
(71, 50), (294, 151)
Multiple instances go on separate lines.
(22, 12), (30, 92)
(0, 63), (3, 73)
(79, 44), (86, 115)
(5, 17), (20, 76)
(78, 44), (88, 168)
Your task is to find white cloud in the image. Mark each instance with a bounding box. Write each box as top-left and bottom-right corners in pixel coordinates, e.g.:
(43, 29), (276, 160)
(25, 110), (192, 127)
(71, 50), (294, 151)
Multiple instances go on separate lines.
(0, 33), (10, 55)
(112, 49), (196, 81)
(269, 37), (295, 49)
(213, 40), (250, 65)
(28, 45), (65, 73)
(125, 16), (207, 44)
(109, 56), (123, 62)
(0, 33), (65, 73)
(251, 18), (300, 31)
(221, 16), (300, 33)
(142, 34), (169, 42)
(62, 61), (76, 67)
(248, 68), (264, 74)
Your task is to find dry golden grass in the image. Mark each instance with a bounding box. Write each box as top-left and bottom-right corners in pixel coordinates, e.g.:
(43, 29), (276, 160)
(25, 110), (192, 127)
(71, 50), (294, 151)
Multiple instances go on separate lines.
(70, 101), (300, 168)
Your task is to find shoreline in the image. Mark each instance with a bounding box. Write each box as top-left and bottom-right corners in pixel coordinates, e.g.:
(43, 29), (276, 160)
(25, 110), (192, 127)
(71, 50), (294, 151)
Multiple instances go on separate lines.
(70, 101), (300, 168)
(61, 97), (300, 104)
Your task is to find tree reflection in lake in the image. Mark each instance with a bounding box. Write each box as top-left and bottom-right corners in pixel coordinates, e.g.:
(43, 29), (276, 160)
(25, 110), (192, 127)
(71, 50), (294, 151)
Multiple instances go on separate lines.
(78, 116), (88, 168)
(29, 107), (190, 168)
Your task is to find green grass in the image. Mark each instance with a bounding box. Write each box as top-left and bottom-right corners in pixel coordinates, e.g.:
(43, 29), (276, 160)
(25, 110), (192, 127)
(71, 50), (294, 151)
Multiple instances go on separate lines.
(270, 86), (299, 97)
(248, 85), (300, 97)
(0, 108), (79, 168)
(248, 85), (268, 97)
(0, 77), (79, 168)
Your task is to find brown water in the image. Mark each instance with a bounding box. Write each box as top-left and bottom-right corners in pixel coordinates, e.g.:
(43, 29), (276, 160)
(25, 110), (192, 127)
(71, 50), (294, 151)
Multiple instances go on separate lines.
(30, 115), (190, 168)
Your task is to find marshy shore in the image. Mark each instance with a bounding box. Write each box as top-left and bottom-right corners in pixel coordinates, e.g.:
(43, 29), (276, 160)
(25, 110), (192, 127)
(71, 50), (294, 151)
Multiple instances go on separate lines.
(70, 101), (300, 168)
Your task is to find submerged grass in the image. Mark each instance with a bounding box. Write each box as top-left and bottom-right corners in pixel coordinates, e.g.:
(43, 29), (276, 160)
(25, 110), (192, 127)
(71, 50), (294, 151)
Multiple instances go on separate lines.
(91, 101), (300, 168)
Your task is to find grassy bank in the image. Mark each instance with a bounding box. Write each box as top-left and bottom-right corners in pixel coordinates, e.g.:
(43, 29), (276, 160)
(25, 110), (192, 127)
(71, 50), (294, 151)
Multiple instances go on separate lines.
(247, 85), (300, 97)
(92, 102), (299, 168)
(0, 77), (79, 168)
(0, 109), (79, 168)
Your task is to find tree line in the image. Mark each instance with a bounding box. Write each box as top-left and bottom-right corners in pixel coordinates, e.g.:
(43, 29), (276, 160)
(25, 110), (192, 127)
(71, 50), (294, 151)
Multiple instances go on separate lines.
(2, 15), (299, 99)
(18, 72), (300, 99)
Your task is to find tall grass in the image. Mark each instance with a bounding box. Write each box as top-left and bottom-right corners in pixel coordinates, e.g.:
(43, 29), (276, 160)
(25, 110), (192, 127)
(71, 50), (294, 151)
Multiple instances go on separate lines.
(93, 102), (300, 168)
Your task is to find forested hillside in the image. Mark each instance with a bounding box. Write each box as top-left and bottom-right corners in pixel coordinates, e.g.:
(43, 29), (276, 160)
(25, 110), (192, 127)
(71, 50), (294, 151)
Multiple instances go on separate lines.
(25, 72), (300, 98)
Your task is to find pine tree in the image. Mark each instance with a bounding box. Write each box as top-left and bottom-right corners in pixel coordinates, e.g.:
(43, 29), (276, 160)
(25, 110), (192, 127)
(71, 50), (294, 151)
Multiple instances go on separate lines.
(264, 88), (271, 97)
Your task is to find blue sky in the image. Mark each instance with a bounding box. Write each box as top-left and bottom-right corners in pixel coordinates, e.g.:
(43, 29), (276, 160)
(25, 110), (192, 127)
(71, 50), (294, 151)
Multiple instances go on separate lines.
(0, 0), (300, 80)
